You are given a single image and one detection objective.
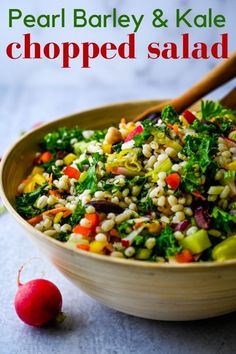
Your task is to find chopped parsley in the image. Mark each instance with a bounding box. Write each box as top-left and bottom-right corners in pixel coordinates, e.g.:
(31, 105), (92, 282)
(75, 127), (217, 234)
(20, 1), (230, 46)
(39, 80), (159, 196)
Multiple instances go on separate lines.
(69, 201), (86, 227)
(161, 105), (179, 125)
(211, 207), (236, 233)
(181, 134), (218, 193)
(156, 225), (182, 257)
(201, 100), (236, 120)
(16, 183), (48, 219)
(40, 157), (62, 178)
(133, 120), (154, 147)
(43, 127), (83, 153)
(76, 153), (100, 195)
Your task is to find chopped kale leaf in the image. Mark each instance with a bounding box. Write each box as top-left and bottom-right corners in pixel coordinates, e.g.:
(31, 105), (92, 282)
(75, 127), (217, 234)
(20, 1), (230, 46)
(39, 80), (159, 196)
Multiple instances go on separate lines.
(75, 153), (100, 195)
(69, 200), (86, 227)
(16, 183), (48, 219)
(201, 100), (236, 120)
(211, 207), (236, 233)
(43, 127), (83, 153)
(181, 134), (218, 193)
(156, 225), (182, 257)
(161, 105), (179, 125)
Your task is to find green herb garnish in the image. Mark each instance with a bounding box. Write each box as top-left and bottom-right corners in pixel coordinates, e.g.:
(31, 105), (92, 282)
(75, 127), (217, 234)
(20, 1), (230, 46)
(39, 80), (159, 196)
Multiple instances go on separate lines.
(69, 201), (86, 227)
(201, 100), (236, 120)
(161, 105), (179, 125)
(43, 127), (83, 153)
(156, 225), (182, 257)
(211, 207), (236, 233)
(16, 183), (48, 219)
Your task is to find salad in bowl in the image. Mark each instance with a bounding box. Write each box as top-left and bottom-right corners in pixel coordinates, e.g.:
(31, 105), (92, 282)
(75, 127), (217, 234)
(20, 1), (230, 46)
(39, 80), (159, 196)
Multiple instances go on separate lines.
(15, 101), (236, 263)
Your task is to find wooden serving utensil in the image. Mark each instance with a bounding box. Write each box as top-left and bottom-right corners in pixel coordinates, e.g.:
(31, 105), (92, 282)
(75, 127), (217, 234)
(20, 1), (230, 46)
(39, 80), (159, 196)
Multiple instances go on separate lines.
(220, 86), (236, 110)
(133, 51), (236, 122)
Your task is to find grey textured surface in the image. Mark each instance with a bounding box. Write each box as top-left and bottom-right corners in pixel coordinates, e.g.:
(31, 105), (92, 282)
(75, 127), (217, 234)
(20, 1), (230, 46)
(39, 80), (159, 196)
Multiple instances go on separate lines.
(0, 0), (236, 351)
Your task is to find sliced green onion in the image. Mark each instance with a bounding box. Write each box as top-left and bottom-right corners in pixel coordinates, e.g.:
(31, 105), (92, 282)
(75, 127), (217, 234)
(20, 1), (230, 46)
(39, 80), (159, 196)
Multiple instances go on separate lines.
(224, 170), (235, 181)
(208, 186), (225, 195)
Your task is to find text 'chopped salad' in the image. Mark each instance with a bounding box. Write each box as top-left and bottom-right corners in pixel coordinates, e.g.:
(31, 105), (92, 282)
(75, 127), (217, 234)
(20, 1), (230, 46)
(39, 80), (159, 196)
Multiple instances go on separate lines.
(16, 101), (236, 263)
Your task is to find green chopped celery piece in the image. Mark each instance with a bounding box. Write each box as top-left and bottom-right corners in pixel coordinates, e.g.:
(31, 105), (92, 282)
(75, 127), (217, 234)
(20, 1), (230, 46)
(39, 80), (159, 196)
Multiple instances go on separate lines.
(212, 235), (236, 261)
(180, 229), (211, 255)
(146, 157), (172, 182)
(135, 248), (152, 260)
(74, 141), (88, 154)
(208, 186), (225, 195)
(79, 171), (88, 183)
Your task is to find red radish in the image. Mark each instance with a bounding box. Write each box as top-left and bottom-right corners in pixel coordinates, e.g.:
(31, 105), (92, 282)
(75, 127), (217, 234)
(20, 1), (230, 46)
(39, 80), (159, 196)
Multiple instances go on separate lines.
(183, 110), (196, 124)
(125, 125), (144, 142)
(221, 137), (236, 147)
(14, 265), (63, 327)
(107, 166), (137, 176)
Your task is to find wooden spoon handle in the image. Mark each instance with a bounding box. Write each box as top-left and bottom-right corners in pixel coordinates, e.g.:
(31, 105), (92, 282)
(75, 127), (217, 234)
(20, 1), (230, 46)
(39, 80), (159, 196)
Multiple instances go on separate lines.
(220, 87), (236, 110)
(173, 51), (236, 113)
(134, 51), (236, 122)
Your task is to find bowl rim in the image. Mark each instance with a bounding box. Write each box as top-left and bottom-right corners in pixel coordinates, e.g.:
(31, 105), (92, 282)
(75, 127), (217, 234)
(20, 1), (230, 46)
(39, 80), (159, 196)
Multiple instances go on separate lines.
(1, 99), (236, 270)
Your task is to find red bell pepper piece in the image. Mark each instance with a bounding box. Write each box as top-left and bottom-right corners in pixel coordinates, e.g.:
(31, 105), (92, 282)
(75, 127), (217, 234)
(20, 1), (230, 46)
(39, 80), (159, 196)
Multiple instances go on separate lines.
(64, 166), (80, 180)
(121, 239), (130, 248)
(125, 125), (144, 142)
(183, 110), (196, 124)
(76, 244), (90, 251)
(176, 249), (194, 263)
(166, 173), (181, 190)
(192, 191), (206, 201)
(39, 151), (53, 163)
(85, 213), (100, 228)
(73, 224), (94, 237)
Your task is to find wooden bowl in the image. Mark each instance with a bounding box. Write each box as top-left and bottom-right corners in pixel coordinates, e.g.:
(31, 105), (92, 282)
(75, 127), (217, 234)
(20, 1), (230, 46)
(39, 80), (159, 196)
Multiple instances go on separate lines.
(1, 100), (236, 321)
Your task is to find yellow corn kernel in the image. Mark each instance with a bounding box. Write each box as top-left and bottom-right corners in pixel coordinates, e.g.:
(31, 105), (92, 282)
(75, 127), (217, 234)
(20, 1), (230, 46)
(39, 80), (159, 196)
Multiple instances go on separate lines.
(32, 173), (46, 185)
(89, 240), (107, 254)
(31, 166), (44, 176)
(180, 116), (189, 127)
(102, 143), (112, 154)
(127, 124), (136, 132)
(23, 180), (36, 193)
(227, 161), (236, 171)
(63, 153), (77, 166)
(54, 212), (64, 224)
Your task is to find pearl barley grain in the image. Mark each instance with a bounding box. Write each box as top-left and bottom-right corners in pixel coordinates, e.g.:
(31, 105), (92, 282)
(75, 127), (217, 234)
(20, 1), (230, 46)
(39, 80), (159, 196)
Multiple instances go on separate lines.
(36, 196), (48, 209)
(101, 219), (115, 232)
(95, 233), (107, 242)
